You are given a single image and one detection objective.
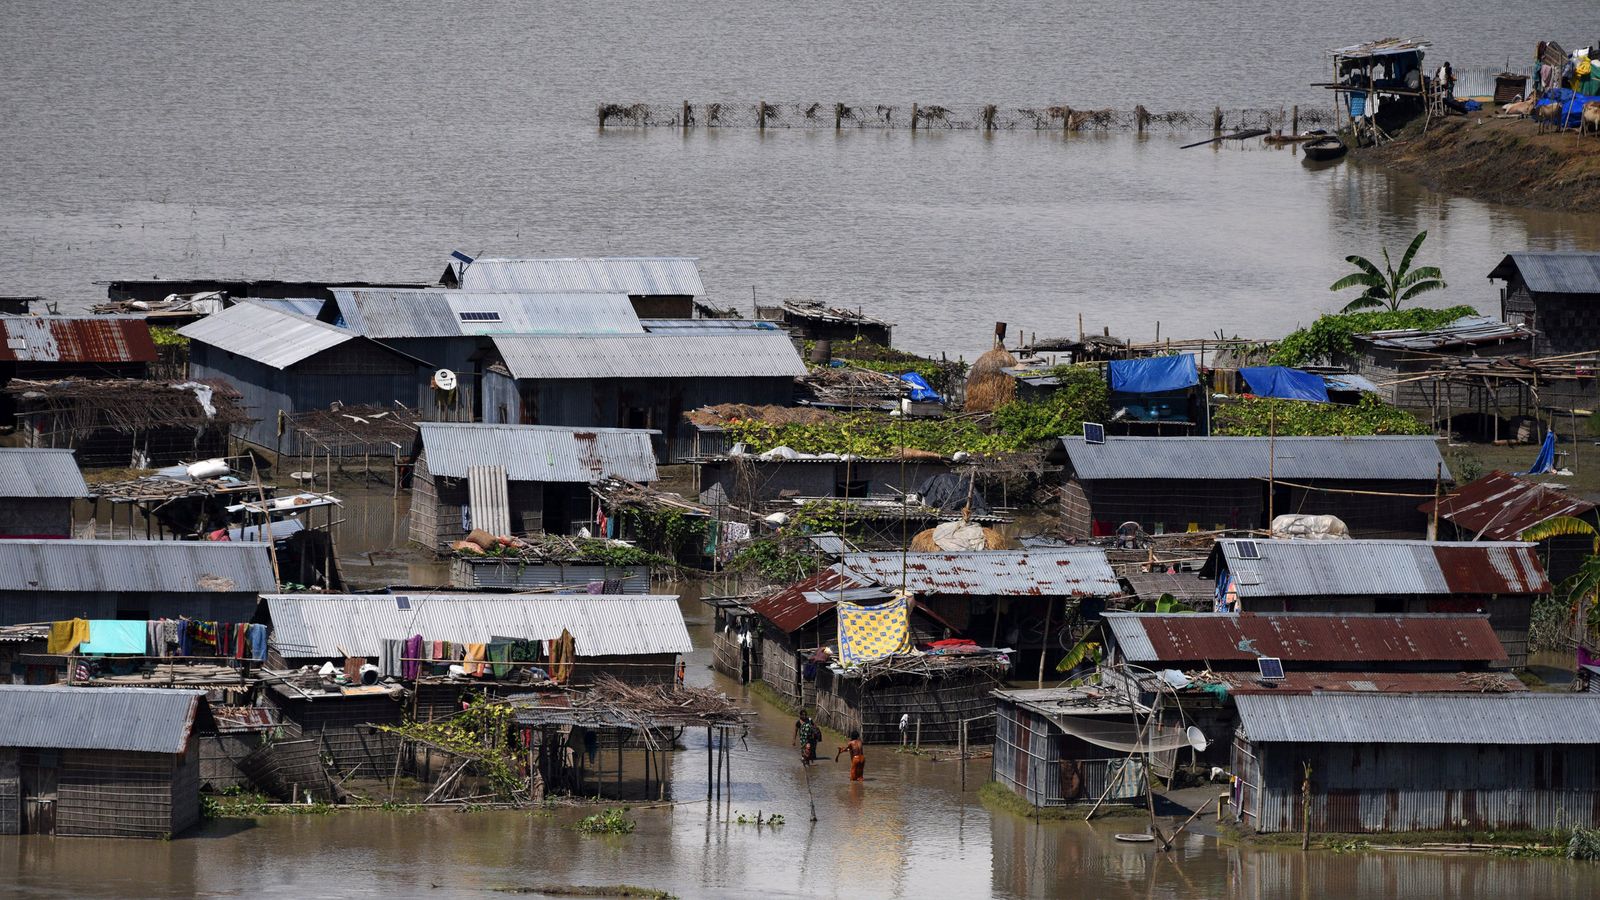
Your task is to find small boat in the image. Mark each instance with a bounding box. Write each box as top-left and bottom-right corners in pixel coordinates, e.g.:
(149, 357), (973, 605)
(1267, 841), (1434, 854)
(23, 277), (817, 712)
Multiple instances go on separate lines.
(1302, 135), (1348, 162)
(1265, 128), (1327, 144)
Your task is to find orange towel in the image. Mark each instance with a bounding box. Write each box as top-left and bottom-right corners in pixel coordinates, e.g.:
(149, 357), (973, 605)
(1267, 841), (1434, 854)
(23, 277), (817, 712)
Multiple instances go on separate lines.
(464, 642), (488, 677)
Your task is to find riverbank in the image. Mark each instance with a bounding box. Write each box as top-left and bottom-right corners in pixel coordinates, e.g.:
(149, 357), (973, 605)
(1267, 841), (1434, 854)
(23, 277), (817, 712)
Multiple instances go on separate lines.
(1357, 113), (1600, 212)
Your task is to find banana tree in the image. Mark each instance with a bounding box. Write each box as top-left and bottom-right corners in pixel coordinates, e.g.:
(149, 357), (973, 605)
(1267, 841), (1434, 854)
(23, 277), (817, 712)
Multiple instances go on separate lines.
(1520, 516), (1600, 646)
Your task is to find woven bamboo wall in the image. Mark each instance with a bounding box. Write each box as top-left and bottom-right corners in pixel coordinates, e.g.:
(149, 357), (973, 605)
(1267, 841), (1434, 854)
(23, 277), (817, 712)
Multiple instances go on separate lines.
(0, 748), (17, 835)
(55, 749), (182, 839)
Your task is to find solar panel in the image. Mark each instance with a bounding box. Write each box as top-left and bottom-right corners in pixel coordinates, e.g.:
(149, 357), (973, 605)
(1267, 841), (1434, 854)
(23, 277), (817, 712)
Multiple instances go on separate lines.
(458, 311), (501, 322)
(395, 595), (411, 611)
(1235, 540), (1260, 560)
(1083, 422), (1106, 445)
(1257, 656), (1285, 681)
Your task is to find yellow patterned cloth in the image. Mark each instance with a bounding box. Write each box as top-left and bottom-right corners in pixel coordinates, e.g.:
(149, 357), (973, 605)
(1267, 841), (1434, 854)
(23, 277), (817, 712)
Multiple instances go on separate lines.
(837, 595), (913, 665)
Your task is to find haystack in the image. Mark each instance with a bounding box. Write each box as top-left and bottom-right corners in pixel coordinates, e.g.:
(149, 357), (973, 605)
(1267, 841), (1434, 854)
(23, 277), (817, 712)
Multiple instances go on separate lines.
(964, 346), (1017, 413)
(910, 521), (1015, 551)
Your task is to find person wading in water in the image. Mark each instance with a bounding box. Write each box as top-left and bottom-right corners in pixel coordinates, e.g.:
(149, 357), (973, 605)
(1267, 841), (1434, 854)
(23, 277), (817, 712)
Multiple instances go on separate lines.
(835, 730), (865, 781)
(793, 711), (820, 766)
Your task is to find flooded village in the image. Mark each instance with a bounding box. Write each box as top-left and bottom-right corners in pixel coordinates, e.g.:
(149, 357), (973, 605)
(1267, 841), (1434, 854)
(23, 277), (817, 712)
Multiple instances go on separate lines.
(8, 9), (1600, 899)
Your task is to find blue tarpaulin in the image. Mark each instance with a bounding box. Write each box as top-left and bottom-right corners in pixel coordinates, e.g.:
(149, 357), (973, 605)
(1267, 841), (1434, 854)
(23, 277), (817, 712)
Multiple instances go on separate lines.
(1240, 367), (1330, 403)
(1537, 89), (1600, 129)
(899, 372), (943, 402)
(1108, 355), (1198, 394)
(1519, 431), (1556, 476)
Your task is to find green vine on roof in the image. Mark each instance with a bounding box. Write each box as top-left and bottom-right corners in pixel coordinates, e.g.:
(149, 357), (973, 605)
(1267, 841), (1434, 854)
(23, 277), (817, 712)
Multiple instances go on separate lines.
(988, 365), (1110, 444)
(1212, 394), (1430, 436)
(1269, 306), (1477, 366)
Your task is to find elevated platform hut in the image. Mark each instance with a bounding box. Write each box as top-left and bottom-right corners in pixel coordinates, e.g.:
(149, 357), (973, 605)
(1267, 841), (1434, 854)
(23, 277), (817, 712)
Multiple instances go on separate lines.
(287, 402), (423, 477)
(704, 595), (763, 683)
(6, 377), (248, 468)
(755, 299), (894, 346)
(1321, 38), (1433, 142)
(838, 548), (1122, 677)
(0, 448), (88, 538)
(816, 651), (1010, 745)
(991, 687), (1153, 809)
(1492, 251), (1600, 358)
(509, 676), (749, 802)
(1421, 469), (1600, 584)
(1230, 693), (1600, 834)
(0, 685), (212, 838)
(1201, 537), (1550, 667)
(1096, 611), (1520, 769)
(407, 421), (659, 550)
(0, 316), (156, 431)
(1054, 435), (1450, 539)
(1104, 354), (1204, 435)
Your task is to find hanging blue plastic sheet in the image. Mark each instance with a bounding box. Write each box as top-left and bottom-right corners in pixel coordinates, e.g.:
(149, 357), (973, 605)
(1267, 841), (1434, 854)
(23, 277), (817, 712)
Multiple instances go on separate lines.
(899, 372), (943, 402)
(1240, 366), (1330, 403)
(1537, 89), (1600, 128)
(1108, 355), (1198, 394)
(1519, 431), (1556, 476)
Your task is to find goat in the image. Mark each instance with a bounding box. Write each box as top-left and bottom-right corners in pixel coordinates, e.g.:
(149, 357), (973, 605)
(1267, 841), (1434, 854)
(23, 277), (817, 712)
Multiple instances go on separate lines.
(1582, 101), (1600, 138)
(1534, 101), (1561, 134)
(1498, 97), (1535, 118)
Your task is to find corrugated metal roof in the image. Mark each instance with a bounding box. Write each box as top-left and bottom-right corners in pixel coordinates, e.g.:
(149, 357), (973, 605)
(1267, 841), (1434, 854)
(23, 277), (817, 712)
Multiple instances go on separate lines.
(1235, 693), (1600, 744)
(0, 540), (276, 593)
(1321, 373), (1380, 394)
(262, 593), (692, 657)
(1355, 315), (1533, 351)
(0, 448), (88, 498)
(178, 300), (356, 369)
(492, 333), (807, 379)
(1419, 470), (1596, 541)
(1059, 436), (1448, 481)
(1490, 252), (1600, 294)
(0, 685), (204, 753)
(749, 567), (867, 634)
(0, 315), (157, 363)
(1122, 570), (1214, 602)
(459, 257), (705, 296)
(330, 288), (643, 338)
(418, 423), (658, 483)
(1217, 670), (1525, 694)
(840, 549), (1120, 597)
(1210, 539), (1550, 597)
(640, 319), (783, 334)
(251, 298), (327, 317)
(1102, 612), (1507, 664)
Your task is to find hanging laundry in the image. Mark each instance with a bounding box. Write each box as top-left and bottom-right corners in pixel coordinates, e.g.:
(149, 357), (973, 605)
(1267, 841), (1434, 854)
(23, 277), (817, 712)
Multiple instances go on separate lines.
(47, 619), (91, 655)
(488, 642), (512, 678)
(79, 620), (149, 655)
(463, 643), (488, 677)
(837, 595), (913, 666)
(402, 634), (425, 680)
(247, 623), (269, 661)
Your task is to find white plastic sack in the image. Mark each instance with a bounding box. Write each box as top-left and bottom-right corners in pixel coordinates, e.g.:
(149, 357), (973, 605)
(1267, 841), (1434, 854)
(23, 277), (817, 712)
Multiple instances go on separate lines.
(1270, 514), (1350, 540)
(929, 521), (988, 551)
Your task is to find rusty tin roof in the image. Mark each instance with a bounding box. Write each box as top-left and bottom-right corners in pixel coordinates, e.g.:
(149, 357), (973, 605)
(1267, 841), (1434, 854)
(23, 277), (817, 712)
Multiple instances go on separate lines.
(749, 568), (869, 634)
(1216, 670), (1525, 694)
(0, 315), (157, 363)
(840, 549), (1120, 597)
(1419, 470), (1596, 541)
(1102, 612), (1508, 665)
(1207, 538), (1551, 597)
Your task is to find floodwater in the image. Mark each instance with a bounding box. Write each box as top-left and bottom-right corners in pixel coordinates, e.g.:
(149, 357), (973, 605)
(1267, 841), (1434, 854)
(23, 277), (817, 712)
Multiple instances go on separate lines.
(7, 593), (1600, 898)
(5, 2), (1600, 358)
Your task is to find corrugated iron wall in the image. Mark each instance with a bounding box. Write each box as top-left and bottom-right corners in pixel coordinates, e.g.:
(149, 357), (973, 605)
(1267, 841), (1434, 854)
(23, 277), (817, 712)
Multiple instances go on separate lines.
(448, 558), (650, 592)
(1247, 740), (1600, 833)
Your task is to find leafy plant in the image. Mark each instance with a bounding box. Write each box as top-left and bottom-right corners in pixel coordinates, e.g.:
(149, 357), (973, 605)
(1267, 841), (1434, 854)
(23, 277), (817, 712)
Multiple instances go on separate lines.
(1568, 825), (1600, 860)
(1055, 638), (1102, 673)
(149, 326), (190, 347)
(728, 535), (822, 582)
(806, 338), (967, 392)
(379, 696), (524, 798)
(573, 808), (636, 835)
(1269, 305), (1476, 366)
(1330, 230), (1446, 313)
(1212, 394), (1429, 437)
(989, 365), (1110, 445)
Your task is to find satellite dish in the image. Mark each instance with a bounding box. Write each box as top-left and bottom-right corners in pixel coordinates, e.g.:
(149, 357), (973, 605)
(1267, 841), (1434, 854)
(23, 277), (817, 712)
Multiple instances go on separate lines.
(434, 369), (458, 391)
(1186, 726), (1209, 752)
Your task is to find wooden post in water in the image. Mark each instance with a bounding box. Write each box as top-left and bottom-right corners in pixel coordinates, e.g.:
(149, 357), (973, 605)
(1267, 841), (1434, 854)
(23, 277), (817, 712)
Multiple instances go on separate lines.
(1292, 104), (1299, 134)
(1036, 599), (1052, 688)
(758, 100), (767, 132)
(911, 103), (919, 132)
(682, 100), (690, 129)
(1213, 107), (1223, 134)
(1063, 105), (1072, 134)
(1136, 105), (1149, 133)
(835, 102), (843, 130)
(706, 727), (713, 801)
(597, 104), (605, 128)
(983, 104), (997, 131)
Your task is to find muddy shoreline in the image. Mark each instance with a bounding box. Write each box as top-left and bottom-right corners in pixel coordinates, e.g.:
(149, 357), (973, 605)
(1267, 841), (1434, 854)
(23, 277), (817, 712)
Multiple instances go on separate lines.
(1356, 114), (1600, 213)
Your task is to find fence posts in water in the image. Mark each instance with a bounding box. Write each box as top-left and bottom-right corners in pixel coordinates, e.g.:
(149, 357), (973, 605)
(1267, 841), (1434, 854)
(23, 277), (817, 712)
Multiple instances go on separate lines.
(682, 100), (691, 130)
(982, 105), (997, 131)
(1213, 107), (1223, 134)
(1136, 105), (1149, 133)
(758, 100), (767, 131)
(911, 103), (918, 132)
(1292, 104), (1299, 134)
(834, 102), (843, 130)
(1062, 106), (1072, 134)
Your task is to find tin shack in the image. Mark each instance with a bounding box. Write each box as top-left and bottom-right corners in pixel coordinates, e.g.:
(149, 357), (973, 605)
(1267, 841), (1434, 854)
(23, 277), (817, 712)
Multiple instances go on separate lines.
(0, 448), (88, 538)
(479, 332), (806, 462)
(321, 288), (645, 420)
(1200, 537), (1550, 667)
(1420, 469), (1599, 584)
(0, 685), (210, 838)
(0, 539), (276, 625)
(1491, 251), (1600, 357)
(443, 255), (705, 319)
(180, 301), (434, 454)
(0, 315), (157, 424)
(1231, 693), (1600, 833)
(991, 687), (1152, 808)
(407, 422), (659, 550)
(1055, 435), (1448, 539)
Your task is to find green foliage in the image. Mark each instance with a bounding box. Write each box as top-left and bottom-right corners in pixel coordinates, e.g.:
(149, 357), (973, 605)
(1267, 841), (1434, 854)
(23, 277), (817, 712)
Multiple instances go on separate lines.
(732, 810), (785, 826)
(1447, 448), (1485, 485)
(1329, 230), (1447, 313)
(1212, 394), (1429, 437)
(728, 536), (822, 583)
(723, 411), (1005, 455)
(573, 808), (636, 835)
(1568, 825), (1600, 860)
(149, 326), (189, 347)
(1269, 305), (1477, 366)
(1055, 638), (1101, 673)
(989, 365), (1111, 445)
(202, 789), (334, 818)
(380, 696), (524, 798)
(616, 507), (710, 557)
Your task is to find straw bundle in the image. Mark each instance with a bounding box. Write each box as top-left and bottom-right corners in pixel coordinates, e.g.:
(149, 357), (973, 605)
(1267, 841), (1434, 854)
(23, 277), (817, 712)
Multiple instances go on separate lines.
(963, 346), (1017, 413)
(910, 522), (1015, 551)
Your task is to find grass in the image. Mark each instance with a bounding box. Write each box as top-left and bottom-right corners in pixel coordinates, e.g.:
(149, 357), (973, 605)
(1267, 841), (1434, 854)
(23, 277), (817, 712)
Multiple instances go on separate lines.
(1449, 442), (1600, 502)
(572, 808), (636, 835)
(977, 780), (1111, 821)
(492, 886), (676, 899)
(1224, 823), (1579, 856)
